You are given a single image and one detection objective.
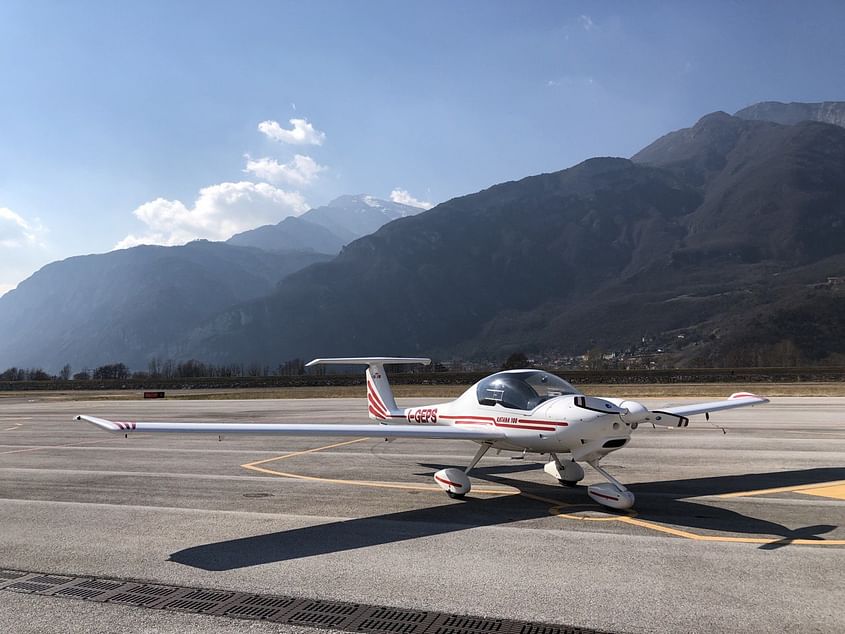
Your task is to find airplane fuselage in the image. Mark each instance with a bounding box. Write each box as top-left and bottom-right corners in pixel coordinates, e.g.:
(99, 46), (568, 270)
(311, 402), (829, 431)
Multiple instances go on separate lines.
(401, 392), (632, 461)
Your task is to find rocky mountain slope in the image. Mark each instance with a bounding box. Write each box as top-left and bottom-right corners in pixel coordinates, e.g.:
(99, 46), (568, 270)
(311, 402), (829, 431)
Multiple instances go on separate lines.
(735, 100), (845, 128)
(182, 110), (845, 367)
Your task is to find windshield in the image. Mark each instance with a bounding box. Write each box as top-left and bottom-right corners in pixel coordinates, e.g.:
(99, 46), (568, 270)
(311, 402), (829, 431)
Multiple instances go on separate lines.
(476, 370), (580, 410)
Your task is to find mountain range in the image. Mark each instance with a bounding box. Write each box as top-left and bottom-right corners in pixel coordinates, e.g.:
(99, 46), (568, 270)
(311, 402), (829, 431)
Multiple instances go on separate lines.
(734, 100), (845, 127)
(227, 195), (421, 255)
(1, 101), (844, 372)
(0, 242), (330, 371)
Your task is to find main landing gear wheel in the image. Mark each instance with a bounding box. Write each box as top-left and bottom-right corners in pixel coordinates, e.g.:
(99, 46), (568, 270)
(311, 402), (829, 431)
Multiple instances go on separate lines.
(585, 460), (635, 510)
(434, 443), (492, 499)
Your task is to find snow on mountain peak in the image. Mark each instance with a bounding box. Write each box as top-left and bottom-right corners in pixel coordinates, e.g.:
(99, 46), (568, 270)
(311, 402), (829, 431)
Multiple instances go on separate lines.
(362, 195), (382, 209)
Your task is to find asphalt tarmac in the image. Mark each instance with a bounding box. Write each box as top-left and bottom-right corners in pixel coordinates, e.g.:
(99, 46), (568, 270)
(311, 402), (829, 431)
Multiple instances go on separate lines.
(0, 395), (843, 633)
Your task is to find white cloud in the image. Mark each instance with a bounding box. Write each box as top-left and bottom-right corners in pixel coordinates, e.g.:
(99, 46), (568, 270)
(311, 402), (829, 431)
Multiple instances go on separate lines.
(545, 76), (598, 89)
(0, 207), (43, 248)
(390, 188), (433, 210)
(579, 14), (595, 31)
(115, 181), (309, 249)
(258, 118), (326, 145)
(0, 206), (50, 296)
(244, 154), (326, 186)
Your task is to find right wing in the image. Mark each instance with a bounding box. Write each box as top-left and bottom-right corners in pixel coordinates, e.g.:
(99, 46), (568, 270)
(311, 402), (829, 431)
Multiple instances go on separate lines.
(657, 392), (769, 418)
(76, 415), (504, 441)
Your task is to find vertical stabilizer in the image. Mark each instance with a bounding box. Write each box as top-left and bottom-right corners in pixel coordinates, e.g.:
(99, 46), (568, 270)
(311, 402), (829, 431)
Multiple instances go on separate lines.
(305, 357), (431, 422)
(366, 363), (398, 419)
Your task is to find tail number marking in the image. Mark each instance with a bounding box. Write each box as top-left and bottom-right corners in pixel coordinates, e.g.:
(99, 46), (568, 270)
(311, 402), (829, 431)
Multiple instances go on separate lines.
(407, 408), (438, 424)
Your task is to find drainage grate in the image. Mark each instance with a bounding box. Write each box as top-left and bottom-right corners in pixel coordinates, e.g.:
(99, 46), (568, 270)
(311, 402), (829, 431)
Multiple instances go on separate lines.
(431, 614), (509, 634)
(75, 579), (126, 592)
(518, 624), (588, 634)
(354, 606), (437, 634)
(0, 568), (608, 634)
(54, 585), (110, 600)
(221, 593), (300, 621)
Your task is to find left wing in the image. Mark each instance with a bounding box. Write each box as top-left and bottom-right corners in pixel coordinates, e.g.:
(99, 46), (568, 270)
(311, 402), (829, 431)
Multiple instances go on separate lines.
(75, 415), (505, 441)
(656, 392), (769, 419)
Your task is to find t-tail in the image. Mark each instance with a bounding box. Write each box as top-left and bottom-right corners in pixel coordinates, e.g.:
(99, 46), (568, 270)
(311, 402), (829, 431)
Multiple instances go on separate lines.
(305, 357), (431, 421)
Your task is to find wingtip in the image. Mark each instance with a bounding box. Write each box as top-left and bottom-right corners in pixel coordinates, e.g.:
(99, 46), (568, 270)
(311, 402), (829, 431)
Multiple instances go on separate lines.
(729, 392), (769, 403)
(76, 414), (125, 431)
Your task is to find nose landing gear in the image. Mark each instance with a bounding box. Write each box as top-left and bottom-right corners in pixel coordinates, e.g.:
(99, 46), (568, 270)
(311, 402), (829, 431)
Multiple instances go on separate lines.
(544, 453), (585, 486)
(545, 453), (634, 510)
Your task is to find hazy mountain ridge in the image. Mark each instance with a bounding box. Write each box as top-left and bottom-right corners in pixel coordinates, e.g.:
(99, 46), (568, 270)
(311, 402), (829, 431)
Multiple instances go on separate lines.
(0, 241), (329, 371)
(228, 216), (347, 254)
(227, 195), (423, 254)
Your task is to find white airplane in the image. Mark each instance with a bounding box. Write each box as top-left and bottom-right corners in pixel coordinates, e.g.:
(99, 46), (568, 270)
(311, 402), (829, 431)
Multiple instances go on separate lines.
(77, 357), (769, 510)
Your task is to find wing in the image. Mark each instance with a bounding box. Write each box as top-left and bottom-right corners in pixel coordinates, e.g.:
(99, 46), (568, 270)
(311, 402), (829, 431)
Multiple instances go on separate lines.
(75, 415), (505, 441)
(656, 392), (769, 419)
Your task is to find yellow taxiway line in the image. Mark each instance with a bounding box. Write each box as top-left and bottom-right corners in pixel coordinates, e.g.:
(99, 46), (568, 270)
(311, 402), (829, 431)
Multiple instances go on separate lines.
(241, 438), (518, 495)
(241, 439), (845, 546)
(719, 479), (845, 499)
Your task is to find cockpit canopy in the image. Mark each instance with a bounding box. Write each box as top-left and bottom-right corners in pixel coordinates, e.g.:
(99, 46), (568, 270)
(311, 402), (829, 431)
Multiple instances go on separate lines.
(476, 370), (581, 411)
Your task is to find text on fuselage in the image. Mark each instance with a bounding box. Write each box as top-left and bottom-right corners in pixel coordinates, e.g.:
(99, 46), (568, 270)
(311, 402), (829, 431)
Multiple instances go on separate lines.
(407, 408), (438, 424)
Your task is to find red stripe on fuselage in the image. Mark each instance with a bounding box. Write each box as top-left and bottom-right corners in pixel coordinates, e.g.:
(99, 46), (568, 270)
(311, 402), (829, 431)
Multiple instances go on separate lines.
(494, 422), (556, 431)
(517, 419), (568, 426)
(442, 413), (562, 431)
(439, 415), (496, 422)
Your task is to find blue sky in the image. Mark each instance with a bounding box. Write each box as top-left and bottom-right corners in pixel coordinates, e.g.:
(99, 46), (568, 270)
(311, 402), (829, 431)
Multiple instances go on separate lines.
(1, 0), (844, 293)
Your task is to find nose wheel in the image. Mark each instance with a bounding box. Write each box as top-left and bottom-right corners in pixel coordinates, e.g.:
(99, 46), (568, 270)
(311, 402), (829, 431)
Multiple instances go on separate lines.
(544, 454), (585, 486)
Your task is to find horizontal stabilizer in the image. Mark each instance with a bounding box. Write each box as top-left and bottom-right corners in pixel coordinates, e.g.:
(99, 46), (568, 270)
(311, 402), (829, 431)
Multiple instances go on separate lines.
(306, 357), (431, 367)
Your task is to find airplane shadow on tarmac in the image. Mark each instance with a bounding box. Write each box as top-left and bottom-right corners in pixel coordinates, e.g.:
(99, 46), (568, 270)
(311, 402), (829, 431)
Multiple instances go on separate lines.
(169, 466), (844, 570)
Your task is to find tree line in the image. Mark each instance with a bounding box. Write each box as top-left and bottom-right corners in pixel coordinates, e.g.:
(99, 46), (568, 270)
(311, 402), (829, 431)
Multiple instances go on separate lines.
(0, 358), (311, 382)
